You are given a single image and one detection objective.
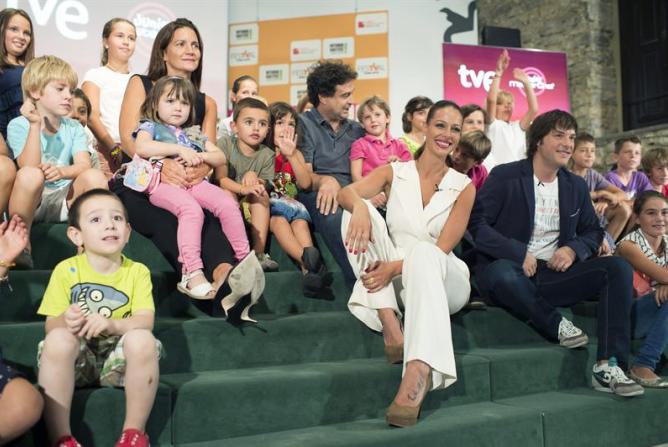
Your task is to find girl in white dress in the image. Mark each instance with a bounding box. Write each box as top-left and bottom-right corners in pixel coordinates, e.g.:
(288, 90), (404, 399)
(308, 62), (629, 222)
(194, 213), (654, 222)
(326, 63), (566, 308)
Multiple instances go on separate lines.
(338, 100), (475, 427)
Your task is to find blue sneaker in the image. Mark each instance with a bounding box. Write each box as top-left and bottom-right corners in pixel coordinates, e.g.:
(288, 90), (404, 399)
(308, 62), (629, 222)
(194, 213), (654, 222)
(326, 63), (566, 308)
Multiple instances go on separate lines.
(592, 357), (644, 397)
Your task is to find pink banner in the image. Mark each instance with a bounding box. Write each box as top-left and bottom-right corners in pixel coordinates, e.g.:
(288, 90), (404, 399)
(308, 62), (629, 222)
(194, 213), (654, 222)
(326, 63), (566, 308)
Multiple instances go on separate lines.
(442, 43), (570, 121)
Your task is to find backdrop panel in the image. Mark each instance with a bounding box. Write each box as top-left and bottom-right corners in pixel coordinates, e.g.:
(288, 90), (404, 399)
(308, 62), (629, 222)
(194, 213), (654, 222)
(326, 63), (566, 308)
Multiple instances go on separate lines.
(443, 43), (570, 121)
(6, 0), (228, 113)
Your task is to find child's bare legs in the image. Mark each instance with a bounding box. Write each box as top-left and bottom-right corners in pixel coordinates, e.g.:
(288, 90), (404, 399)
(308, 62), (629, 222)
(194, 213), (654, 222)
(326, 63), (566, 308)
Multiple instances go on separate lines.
(122, 329), (159, 432)
(8, 166), (44, 243)
(270, 216), (312, 269)
(291, 219), (314, 250)
(248, 194), (270, 254)
(66, 168), (109, 206)
(38, 328), (79, 443)
(0, 377), (43, 445)
(378, 308), (403, 347)
(605, 201), (632, 241)
(0, 156), (16, 213)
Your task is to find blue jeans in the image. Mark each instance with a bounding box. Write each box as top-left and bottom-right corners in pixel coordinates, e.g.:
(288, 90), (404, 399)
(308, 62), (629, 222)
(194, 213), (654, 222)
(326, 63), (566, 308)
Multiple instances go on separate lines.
(478, 256), (633, 364)
(632, 292), (668, 370)
(297, 190), (355, 289)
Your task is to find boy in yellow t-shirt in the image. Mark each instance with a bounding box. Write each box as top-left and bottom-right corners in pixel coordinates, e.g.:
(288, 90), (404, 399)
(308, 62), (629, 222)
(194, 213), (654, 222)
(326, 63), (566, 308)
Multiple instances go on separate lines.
(37, 189), (160, 447)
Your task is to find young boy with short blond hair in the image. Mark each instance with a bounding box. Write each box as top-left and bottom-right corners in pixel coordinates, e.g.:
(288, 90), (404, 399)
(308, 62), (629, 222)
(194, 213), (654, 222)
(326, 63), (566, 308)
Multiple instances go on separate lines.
(37, 189), (160, 447)
(6, 55), (108, 268)
(641, 146), (668, 198)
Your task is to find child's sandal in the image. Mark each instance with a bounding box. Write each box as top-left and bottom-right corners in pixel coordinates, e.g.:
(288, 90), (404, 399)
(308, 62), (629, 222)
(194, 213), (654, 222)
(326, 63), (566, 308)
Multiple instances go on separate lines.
(177, 271), (215, 300)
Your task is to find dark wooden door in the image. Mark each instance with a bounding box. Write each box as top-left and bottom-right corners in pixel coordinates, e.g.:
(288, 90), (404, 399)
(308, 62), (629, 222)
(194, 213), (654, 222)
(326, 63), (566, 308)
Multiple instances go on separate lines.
(619, 0), (668, 129)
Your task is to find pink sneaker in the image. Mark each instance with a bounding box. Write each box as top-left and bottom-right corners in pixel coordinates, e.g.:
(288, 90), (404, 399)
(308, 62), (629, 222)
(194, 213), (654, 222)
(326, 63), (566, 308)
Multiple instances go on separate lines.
(115, 429), (150, 447)
(54, 435), (82, 447)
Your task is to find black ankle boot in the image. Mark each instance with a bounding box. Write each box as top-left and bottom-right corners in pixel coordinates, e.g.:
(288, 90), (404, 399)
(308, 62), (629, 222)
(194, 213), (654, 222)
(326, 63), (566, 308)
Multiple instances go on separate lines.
(301, 247), (327, 297)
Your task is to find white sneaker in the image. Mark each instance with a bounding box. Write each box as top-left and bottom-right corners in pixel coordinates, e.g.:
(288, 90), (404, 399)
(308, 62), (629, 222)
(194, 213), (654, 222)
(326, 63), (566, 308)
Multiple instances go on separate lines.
(592, 357), (644, 397)
(557, 317), (589, 348)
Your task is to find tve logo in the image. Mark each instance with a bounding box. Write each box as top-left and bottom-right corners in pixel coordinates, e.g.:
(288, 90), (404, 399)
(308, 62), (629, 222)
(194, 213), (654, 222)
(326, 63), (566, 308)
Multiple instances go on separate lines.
(456, 64), (495, 91)
(5, 0), (89, 40)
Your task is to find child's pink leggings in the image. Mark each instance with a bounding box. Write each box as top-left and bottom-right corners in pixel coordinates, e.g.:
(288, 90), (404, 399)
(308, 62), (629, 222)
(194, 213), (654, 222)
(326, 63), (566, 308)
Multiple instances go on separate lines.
(149, 181), (250, 273)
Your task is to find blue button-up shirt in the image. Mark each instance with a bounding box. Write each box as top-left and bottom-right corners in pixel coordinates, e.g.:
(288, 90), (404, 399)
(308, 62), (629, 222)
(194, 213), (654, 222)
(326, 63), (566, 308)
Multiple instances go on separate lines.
(298, 107), (365, 187)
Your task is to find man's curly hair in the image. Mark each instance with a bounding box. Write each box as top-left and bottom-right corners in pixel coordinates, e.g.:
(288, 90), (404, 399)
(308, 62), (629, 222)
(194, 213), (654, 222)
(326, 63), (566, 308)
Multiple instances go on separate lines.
(306, 60), (357, 108)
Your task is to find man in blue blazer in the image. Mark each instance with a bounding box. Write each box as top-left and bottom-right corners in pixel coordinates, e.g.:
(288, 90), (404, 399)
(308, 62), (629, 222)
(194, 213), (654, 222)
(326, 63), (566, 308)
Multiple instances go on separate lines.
(469, 110), (643, 397)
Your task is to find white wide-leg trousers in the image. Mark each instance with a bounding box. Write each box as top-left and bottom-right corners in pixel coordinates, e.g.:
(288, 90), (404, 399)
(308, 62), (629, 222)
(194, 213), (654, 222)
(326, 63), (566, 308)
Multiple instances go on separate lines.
(341, 202), (470, 389)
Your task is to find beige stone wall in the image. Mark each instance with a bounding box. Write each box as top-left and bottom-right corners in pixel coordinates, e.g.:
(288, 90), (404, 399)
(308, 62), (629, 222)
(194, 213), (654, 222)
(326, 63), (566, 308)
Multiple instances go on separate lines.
(477, 0), (668, 168)
(596, 125), (668, 168)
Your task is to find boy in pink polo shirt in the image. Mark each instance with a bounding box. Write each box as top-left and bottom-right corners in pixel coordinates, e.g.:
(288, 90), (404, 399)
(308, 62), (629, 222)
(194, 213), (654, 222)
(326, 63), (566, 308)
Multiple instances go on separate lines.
(350, 96), (412, 208)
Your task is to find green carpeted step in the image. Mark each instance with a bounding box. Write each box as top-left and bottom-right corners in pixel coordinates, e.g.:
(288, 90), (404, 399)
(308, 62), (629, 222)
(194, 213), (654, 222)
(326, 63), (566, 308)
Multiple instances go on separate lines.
(177, 401), (543, 447)
(268, 232), (342, 273)
(31, 223), (174, 271)
(497, 388), (668, 446)
(14, 384), (173, 447)
(30, 224), (341, 273)
(68, 384), (173, 447)
(0, 271), (181, 322)
(0, 313), (383, 375)
(162, 355), (490, 444)
(251, 271), (348, 315)
(464, 344), (596, 399)
(0, 269), (348, 322)
(154, 312), (382, 374)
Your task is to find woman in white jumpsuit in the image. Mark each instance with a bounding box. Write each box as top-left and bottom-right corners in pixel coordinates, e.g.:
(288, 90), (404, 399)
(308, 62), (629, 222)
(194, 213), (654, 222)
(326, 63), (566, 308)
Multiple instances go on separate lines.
(338, 100), (475, 427)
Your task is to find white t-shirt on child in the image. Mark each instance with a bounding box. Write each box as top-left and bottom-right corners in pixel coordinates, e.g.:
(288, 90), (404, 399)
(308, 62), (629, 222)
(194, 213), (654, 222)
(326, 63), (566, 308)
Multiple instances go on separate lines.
(484, 119), (526, 171)
(528, 175), (560, 261)
(82, 66), (133, 143)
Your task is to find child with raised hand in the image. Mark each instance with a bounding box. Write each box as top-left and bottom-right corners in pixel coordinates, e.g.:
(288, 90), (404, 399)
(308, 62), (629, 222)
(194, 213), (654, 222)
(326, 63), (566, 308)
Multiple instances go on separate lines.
(7, 55), (108, 269)
(398, 96), (433, 156)
(0, 8), (34, 140)
(569, 132), (631, 243)
(219, 75), (258, 138)
(133, 76), (251, 299)
(615, 191), (668, 388)
(265, 102), (328, 296)
(37, 189), (161, 447)
(0, 214), (44, 446)
(605, 135), (653, 201)
(69, 88), (101, 170)
(351, 96), (412, 209)
(642, 147), (668, 197)
(485, 48), (538, 170)
(217, 97), (278, 272)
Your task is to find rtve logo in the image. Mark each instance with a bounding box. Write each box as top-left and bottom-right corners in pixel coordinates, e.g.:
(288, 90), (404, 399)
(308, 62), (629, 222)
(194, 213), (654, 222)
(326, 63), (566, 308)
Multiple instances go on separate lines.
(457, 64), (556, 96)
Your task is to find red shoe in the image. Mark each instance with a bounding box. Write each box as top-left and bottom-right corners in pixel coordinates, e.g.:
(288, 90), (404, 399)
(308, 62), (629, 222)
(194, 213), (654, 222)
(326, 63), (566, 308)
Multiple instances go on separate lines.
(54, 435), (82, 447)
(115, 429), (150, 447)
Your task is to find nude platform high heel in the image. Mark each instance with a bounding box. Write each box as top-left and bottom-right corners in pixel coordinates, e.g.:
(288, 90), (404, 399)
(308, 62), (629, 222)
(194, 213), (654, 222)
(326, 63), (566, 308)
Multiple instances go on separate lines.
(220, 251), (265, 321)
(385, 372), (432, 427)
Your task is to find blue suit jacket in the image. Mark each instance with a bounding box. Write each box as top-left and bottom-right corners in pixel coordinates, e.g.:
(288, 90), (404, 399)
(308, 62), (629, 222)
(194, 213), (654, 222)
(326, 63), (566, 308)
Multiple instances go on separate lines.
(468, 158), (603, 275)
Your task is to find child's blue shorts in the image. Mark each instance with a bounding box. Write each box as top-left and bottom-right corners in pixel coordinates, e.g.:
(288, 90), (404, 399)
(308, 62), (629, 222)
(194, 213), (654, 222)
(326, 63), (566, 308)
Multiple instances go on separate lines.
(270, 197), (311, 223)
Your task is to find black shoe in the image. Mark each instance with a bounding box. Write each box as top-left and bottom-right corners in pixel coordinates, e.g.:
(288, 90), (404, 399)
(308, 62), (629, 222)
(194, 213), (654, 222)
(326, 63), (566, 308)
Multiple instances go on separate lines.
(302, 247), (329, 296)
